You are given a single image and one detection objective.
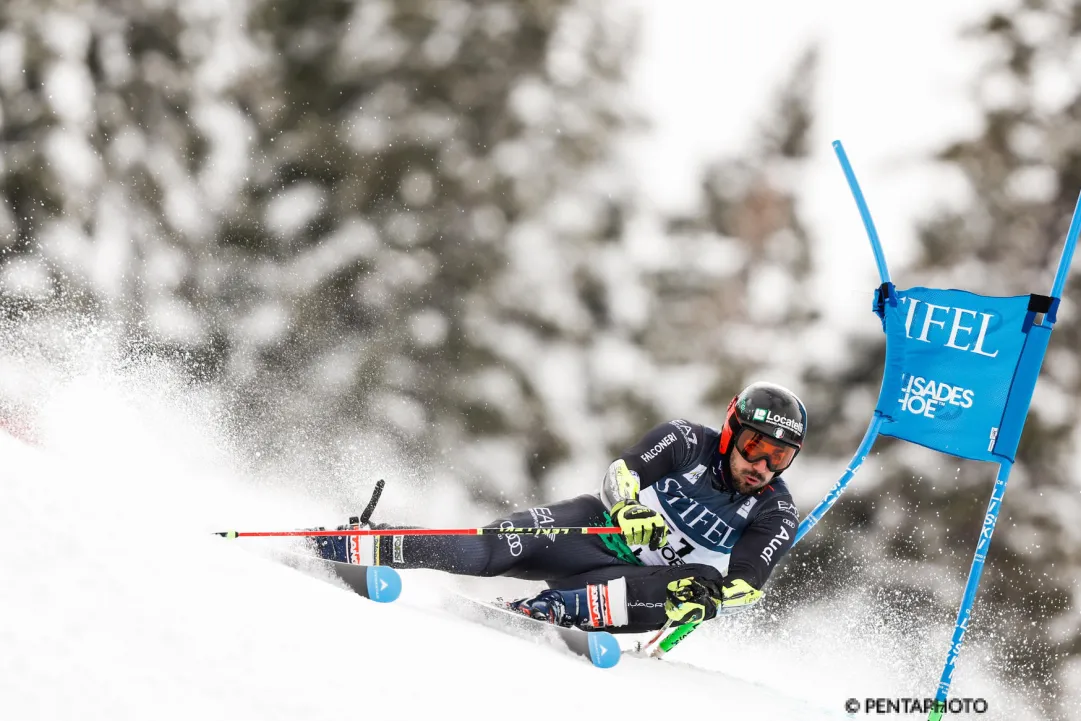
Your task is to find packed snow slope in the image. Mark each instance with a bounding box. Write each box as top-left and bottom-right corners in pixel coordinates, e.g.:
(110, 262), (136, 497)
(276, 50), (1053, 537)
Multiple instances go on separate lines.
(0, 351), (1039, 720)
(0, 430), (846, 720)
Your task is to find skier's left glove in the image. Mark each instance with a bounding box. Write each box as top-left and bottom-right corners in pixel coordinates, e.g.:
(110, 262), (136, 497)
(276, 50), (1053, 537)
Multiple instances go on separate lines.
(612, 501), (669, 550)
(664, 577), (763, 625)
(606, 460), (668, 549)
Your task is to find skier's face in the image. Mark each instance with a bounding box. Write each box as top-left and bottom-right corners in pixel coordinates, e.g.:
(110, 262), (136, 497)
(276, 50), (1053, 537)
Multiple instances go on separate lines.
(729, 445), (775, 494)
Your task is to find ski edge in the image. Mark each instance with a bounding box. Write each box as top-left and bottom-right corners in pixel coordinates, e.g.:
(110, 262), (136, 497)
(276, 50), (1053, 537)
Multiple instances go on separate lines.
(449, 593), (621, 669)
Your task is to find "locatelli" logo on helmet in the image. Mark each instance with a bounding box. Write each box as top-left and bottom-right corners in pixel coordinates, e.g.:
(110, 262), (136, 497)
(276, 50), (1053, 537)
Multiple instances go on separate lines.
(752, 408), (804, 435)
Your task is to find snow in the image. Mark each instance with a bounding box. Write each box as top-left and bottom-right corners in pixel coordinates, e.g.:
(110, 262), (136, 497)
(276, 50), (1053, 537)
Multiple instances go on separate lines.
(0, 4), (1068, 717)
(0, 340), (1043, 721)
(265, 184), (325, 240)
(0, 257), (52, 300)
(0, 383), (839, 721)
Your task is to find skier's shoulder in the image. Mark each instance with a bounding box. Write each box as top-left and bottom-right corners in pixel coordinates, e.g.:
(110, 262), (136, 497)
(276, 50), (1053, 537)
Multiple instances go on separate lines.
(630, 419), (715, 462)
(662, 418), (719, 452)
(751, 476), (799, 521)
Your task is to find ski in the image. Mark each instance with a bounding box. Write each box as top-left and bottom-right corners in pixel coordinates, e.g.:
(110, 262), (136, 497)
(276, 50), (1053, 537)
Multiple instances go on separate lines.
(273, 551), (402, 603)
(447, 593), (621, 668)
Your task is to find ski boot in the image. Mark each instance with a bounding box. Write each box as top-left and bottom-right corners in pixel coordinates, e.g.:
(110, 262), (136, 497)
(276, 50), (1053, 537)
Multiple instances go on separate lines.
(508, 589), (578, 627)
(306, 515), (376, 565)
(509, 579), (627, 630)
(509, 587), (615, 629)
(307, 481), (386, 565)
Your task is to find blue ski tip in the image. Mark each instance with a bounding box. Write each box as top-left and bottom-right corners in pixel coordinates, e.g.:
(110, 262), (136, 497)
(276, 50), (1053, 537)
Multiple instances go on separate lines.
(587, 631), (621, 668)
(365, 566), (402, 603)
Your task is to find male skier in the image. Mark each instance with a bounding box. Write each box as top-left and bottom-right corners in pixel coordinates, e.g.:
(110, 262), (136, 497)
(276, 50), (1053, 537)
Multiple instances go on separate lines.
(312, 382), (806, 633)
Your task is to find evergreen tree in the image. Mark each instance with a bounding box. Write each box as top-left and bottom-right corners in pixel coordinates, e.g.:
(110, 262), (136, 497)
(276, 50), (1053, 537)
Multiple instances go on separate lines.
(652, 47), (821, 432)
(0, 0), (645, 505)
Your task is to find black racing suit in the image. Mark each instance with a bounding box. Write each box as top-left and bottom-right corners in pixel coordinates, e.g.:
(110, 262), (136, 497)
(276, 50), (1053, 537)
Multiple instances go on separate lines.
(373, 420), (799, 633)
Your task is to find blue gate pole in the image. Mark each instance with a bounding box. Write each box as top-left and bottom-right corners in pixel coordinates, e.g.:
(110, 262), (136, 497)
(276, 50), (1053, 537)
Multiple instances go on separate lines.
(788, 141), (893, 546)
(928, 461), (1011, 721)
(833, 140), (891, 284)
(928, 190), (1078, 719)
(1051, 191), (1081, 298)
(794, 413), (884, 545)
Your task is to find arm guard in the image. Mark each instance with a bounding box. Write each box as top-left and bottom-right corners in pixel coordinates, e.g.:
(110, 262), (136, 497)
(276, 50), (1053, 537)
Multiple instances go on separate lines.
(600, 459), (641, 512)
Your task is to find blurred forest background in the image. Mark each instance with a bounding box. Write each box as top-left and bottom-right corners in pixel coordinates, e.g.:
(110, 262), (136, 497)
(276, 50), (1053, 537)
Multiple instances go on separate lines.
(1, 0), (1080, 714)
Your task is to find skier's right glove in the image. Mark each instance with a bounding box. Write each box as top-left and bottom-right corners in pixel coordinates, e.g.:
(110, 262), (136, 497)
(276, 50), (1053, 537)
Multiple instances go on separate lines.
(664, 577), (763, 625)
(612, 500), (669, 549)
(665, 577), (721, 625)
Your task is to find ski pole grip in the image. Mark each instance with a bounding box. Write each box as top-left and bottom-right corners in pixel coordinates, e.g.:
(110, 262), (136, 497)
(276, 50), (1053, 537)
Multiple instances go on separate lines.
(652, 623), (697, 658)
(359, 479), (385, 525)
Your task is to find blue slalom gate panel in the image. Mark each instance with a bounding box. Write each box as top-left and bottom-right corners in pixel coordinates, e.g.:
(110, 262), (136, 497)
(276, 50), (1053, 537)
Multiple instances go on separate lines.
(874, 286), (1047, 463)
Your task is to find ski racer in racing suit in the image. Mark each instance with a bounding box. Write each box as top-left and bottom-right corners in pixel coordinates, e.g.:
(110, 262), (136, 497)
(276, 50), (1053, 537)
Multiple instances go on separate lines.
(311, 382), (807, 634)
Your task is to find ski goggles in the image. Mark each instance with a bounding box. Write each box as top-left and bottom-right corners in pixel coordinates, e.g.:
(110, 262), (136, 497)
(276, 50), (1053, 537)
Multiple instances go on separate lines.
(733, 427), (799, 473)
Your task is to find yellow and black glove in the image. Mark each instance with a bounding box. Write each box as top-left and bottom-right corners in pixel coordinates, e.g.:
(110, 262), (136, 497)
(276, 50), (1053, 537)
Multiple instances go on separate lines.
(612, 500), (669, 549)
(607, 460), (669, 550)
(664, 577), (763, 625)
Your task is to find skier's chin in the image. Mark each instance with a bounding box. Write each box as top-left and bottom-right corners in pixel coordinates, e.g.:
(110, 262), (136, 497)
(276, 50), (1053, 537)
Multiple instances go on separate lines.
(735, 473), (767, 493)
